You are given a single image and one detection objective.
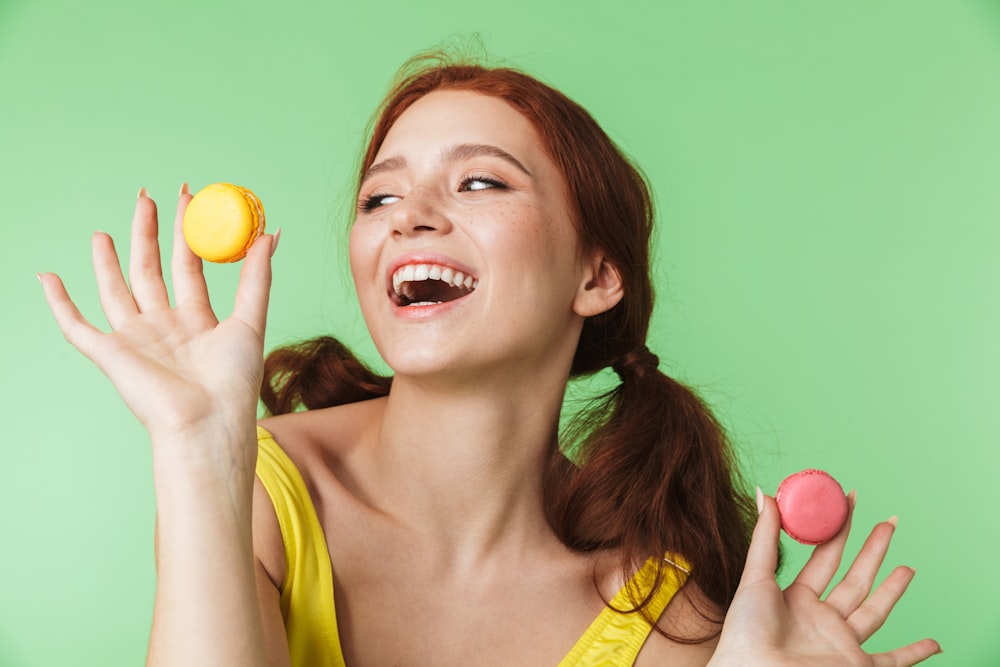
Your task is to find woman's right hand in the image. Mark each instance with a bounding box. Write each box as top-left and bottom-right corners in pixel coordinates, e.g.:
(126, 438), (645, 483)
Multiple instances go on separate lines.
(39, 186), (277, 446)
(44, 186), (280, 666)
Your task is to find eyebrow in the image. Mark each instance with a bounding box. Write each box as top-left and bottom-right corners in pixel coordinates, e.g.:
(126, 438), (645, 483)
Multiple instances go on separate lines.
(446, 143), (532, 176)
(361, 143), (532, 184)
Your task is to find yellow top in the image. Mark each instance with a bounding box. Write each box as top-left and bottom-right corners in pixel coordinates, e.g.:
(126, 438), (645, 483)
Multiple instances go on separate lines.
(255, 425), (690, 666)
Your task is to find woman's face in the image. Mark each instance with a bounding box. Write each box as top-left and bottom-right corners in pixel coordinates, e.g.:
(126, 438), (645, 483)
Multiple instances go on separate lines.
(350, 90), (605, 382)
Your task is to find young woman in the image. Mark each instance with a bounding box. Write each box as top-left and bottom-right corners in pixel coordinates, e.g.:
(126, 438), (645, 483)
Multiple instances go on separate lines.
(40, 54), (940, 666)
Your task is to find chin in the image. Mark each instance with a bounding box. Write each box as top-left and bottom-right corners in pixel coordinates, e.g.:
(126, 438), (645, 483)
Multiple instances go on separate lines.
(376, 342), (461, 377)
(379, 343), (507, 386)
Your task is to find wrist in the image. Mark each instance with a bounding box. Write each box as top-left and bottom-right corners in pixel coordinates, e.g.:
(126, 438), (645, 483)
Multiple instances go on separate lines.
(150, 418), (259, 505)
(149, 409), (257, 460)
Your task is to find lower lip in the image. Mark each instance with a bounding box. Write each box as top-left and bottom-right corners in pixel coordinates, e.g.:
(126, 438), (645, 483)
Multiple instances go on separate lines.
(389, 293), (472, 320)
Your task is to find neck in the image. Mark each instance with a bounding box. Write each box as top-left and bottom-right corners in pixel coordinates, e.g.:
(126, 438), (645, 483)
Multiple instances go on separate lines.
(363, 367), (571, 566)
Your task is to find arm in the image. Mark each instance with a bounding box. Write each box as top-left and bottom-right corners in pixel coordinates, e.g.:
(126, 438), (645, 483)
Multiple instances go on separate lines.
(40, 187), (278, 666)
(252, 476), (294, 667)
(708, 491), (941, 667)
(146, 425), (266, 666)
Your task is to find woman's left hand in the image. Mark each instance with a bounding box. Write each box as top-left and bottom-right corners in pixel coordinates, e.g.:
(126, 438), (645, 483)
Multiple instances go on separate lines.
(709, 491), (941, 667)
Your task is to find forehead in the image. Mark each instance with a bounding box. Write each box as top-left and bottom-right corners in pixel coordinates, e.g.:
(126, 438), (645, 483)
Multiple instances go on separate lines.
(376, 90), (544, 162)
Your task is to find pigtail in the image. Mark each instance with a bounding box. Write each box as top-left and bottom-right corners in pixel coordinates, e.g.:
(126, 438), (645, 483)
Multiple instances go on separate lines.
(545, 347), (758, 638)
(260, 336), (391, 416)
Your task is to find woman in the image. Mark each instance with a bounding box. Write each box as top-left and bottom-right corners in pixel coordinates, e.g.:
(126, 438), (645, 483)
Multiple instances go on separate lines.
(39, 54), (940, 666)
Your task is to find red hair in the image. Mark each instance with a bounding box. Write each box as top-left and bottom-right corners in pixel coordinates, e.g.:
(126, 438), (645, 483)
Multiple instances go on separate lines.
(263, 53), (760, 641)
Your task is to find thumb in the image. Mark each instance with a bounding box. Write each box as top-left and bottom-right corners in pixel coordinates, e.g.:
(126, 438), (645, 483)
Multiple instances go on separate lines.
(738, 488), (782, 588)
(231, 233), (274, 339)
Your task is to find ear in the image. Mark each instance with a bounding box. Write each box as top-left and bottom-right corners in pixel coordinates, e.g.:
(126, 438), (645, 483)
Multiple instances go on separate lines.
(573, 252), (624, 317)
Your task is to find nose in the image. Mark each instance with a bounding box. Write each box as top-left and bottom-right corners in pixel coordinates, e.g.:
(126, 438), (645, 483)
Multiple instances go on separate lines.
(389, 187), (453, 238)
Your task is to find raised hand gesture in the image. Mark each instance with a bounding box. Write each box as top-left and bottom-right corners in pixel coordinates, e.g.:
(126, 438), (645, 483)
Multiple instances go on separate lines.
(40, 186), (280, 665)
(710, 491), (941, 667)
(39, 186), (276, 447)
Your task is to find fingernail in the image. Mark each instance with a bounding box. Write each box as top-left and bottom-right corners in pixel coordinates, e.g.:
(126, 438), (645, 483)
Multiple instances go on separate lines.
(755, 486), (764, 515)
(138, 187), (148, 199)
(271, 228), (282, 257)
(179, 182), (190, 196)
(36, 272), (43, 283)
(887, 515), (899, 528)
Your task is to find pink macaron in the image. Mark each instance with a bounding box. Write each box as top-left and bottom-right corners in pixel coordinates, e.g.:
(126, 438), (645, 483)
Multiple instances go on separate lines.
(775, 469), (849, 545)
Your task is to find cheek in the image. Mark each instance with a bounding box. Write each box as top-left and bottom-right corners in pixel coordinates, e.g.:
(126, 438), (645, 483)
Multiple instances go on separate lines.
(520, 202), (582, 272)
(347, 224), (382, 308)
(498, 200), (572, 247)
(348, 223), (374, 280)
(482, 203), (583, 296)
(477, 205), (549, 267)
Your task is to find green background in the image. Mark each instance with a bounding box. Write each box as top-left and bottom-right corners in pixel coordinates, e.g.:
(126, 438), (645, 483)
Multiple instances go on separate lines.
(2, 0), (997, 664)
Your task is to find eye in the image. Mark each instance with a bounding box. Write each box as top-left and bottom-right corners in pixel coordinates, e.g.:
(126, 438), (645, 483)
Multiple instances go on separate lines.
(459, 175), (507, 192)
(358, 193), (401, 213)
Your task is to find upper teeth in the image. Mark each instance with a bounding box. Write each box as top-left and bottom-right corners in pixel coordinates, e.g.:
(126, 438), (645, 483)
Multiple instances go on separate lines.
(392, 263), (478, 294)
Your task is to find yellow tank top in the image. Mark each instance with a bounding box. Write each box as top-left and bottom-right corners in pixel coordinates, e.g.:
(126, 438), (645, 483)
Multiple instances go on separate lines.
(255, 426), (690, 666)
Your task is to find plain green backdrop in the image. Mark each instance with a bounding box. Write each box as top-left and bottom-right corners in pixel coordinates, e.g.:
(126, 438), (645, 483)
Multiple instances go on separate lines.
(2, 0), (997, 664)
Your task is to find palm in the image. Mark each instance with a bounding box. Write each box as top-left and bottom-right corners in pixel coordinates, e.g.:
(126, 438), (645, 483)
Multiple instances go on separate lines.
(741, 584), (871, 665)
(100, 310), (263, 428)
(40, 188), (274, 440)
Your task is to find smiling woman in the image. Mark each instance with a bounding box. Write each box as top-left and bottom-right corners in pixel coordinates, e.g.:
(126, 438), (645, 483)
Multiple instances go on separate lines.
(38, 50), (941, 667)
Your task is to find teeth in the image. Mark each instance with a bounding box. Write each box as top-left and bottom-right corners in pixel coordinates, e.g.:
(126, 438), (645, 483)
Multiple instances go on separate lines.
(391, 263), (479, 295)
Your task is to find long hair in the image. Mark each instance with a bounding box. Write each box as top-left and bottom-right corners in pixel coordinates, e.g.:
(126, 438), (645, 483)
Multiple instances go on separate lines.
(262, 52), (759, 640)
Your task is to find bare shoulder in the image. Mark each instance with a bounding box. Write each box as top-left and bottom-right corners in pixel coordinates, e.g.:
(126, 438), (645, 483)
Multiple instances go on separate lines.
(252, 397), (386, 589)
(257, 397), (387, 474)
(635, 579), (722, 667)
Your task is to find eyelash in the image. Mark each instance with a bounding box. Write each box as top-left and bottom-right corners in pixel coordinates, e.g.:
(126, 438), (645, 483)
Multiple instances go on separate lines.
(459, 174), (507, 192)
(357, 175), (508, 213)
(357, 193), (395, 213)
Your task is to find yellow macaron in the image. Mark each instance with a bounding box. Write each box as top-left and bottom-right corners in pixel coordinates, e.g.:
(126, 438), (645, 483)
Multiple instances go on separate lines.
(182, 183), (266, 263)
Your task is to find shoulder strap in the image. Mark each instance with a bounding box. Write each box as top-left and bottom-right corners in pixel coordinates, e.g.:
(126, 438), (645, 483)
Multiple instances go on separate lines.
(255, 425), (346, 667)
(557, 555), (691, 667)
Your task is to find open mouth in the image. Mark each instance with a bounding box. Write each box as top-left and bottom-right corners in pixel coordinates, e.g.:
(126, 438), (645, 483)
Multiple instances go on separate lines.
(391, 263), (479, 307)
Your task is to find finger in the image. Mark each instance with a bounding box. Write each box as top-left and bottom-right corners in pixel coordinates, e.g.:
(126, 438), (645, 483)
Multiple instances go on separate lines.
(848, 564), (915, 641)
(791, 489), (856, 597)
(39, 272), (105, 360)
(230, 233), (274, 339)
(170, 182), (213, 314)
(871, 638), (942, 667)
(92, 231), (138, 329)
(825, 517), (897, 617)
(128, 189), (171, 311)
(737, 490), (781, 589)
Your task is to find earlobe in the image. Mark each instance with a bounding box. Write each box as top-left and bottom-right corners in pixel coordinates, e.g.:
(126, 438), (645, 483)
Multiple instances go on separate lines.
(573, 254), (624, 317)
